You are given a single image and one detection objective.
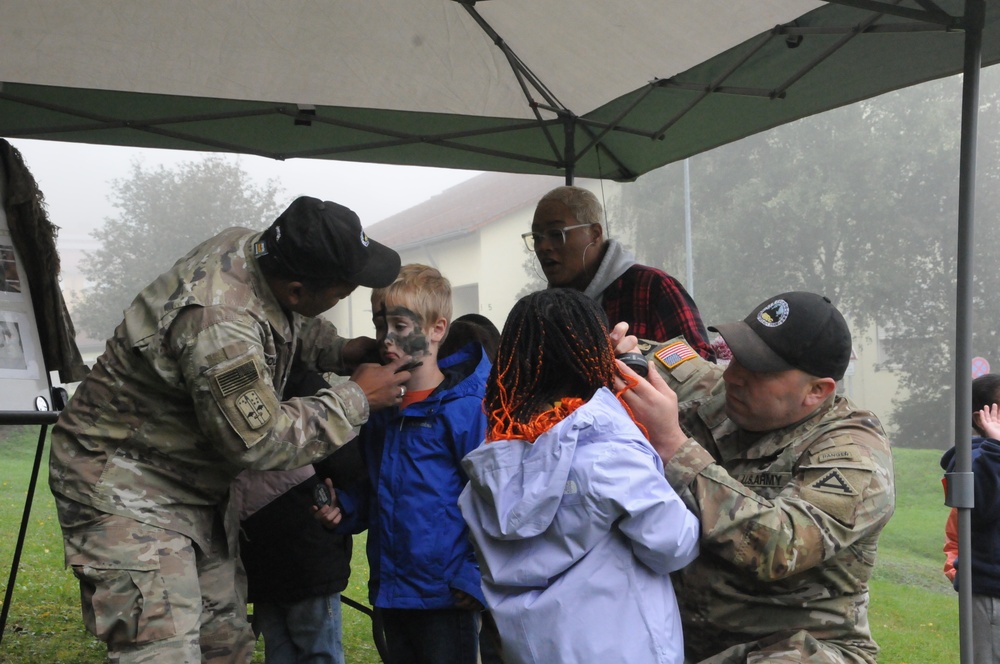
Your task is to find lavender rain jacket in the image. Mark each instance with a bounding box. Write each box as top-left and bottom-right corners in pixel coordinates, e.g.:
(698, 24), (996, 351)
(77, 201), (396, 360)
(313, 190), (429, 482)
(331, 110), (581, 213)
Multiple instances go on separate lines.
(459, 388), (700, 664)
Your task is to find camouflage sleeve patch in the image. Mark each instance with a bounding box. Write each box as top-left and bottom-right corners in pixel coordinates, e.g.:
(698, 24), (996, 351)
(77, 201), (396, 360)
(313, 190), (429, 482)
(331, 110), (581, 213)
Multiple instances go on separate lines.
(206, 352), (280, 449)
(799, 467), (871, 526)
(799, 440), (875, 527)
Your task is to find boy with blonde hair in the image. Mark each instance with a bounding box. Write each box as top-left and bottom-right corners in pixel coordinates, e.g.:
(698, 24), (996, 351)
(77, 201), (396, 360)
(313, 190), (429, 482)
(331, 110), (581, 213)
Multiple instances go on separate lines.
(316, 264), (490, 664)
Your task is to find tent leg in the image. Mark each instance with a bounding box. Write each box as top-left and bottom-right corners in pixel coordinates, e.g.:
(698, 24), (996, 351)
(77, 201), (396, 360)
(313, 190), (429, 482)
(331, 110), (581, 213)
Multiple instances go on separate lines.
(952, 2), (984, 663)
(0, 424), (50, 645)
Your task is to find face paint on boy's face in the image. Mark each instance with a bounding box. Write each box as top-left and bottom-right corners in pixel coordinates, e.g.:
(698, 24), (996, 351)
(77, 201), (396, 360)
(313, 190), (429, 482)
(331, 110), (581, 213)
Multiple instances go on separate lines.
(375, 305), (431, 361)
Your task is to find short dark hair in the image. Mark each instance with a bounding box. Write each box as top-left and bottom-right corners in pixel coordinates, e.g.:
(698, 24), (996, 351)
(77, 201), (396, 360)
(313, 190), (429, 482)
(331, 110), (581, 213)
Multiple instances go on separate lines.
(972, 374), (1000, 436)
(439, 314), (501, 360)
(972, 373), (1000, 428)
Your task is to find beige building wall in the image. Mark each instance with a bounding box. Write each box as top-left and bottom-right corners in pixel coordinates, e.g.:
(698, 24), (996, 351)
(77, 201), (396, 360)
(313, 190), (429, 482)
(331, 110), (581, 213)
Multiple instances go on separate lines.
(841, 321), (905, 435)
(326, 219), (533, 337)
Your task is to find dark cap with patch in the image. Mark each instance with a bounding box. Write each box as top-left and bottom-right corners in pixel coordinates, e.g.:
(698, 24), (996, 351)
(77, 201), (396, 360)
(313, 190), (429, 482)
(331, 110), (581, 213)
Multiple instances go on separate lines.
(255, 196), (400, 288)
(709, 291), (852, 380)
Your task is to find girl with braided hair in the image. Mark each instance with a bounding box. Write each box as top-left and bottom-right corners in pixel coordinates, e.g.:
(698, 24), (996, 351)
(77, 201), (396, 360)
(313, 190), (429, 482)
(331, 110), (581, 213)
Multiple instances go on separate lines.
(458, 288), (700, 664)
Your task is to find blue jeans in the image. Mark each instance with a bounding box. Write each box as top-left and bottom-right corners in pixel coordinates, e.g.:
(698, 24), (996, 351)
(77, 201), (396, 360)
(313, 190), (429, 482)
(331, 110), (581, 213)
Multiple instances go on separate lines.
(380, 607), (479, 664)
(252, 594), (345, 664)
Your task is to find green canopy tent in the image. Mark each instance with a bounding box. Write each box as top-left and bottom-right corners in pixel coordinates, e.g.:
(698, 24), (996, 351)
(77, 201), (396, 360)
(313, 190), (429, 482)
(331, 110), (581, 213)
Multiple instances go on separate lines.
(0, 1), (997, 182)
(1, 1), (997, 660)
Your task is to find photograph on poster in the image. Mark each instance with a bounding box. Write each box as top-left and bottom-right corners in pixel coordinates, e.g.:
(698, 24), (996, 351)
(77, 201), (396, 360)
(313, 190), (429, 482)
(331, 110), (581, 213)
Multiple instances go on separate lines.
(0, 310), (39, 379)
(0, 242), (22, 296)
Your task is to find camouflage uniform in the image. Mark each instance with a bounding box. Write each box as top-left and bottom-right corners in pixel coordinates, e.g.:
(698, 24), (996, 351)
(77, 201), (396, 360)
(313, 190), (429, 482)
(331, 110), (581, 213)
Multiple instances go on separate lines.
(650, 340), (895, 664)
(49, 227), (369, 663)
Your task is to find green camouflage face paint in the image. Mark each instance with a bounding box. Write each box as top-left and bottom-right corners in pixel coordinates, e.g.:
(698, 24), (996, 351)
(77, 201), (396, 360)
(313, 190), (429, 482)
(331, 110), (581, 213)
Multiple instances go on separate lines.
(383, 305), (430, 357)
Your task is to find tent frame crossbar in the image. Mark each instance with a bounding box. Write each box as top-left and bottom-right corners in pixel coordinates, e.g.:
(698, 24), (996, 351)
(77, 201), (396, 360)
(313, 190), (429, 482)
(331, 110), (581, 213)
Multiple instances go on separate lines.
(457, 1), (571, 172)
(0, 89), (572, 169)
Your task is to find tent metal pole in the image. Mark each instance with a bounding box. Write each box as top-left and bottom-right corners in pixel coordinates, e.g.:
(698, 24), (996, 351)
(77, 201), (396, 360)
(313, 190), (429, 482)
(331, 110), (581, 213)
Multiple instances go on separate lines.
(684, 159), (694, 297)
(946, 2), (984, 663)
(564, 114), (575, 185)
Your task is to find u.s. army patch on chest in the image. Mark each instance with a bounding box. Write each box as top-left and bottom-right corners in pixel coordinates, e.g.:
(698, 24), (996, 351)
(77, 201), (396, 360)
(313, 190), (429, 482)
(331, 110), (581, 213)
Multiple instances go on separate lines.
(235, 389), (272, 429)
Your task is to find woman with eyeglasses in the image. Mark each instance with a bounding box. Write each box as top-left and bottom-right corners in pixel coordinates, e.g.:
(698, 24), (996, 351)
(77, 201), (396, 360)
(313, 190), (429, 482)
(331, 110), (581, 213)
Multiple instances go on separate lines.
(523, 185), (715, 360)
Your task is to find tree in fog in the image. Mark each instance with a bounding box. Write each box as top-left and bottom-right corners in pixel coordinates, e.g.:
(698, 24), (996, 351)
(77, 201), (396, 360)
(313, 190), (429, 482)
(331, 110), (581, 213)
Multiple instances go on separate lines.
(617, 69), (1000, 449)
(75, 157), (284, 339)
(516, 251), (548, 299)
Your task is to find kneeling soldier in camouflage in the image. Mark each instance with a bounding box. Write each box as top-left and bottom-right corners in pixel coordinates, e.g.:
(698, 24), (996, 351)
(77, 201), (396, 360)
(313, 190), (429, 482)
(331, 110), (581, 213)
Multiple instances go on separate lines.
(620, 292), (895, 664)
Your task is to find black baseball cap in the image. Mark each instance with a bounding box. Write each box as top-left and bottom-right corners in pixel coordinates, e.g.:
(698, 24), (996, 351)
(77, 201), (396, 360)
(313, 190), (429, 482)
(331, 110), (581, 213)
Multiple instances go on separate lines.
(255, 196), (400, 288)
(709, 292), (852, 380)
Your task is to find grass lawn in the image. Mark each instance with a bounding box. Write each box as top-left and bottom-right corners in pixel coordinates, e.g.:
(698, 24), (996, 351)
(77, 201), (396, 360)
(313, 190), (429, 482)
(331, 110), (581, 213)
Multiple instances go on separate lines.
(0, 426), (959, 662)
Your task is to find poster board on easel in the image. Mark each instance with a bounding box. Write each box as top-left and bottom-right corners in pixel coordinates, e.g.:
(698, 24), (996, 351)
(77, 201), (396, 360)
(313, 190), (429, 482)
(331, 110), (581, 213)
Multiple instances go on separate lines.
(0, 173), (50, 411)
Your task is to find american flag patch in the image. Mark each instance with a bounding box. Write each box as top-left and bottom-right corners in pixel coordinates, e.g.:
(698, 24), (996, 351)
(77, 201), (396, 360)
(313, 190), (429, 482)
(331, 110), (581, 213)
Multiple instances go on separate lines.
(654, 341), (697, 369)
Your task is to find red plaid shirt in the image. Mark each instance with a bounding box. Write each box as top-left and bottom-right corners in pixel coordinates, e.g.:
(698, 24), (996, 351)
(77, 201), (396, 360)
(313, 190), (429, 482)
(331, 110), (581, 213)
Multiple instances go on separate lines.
(601, 264), (716, 361)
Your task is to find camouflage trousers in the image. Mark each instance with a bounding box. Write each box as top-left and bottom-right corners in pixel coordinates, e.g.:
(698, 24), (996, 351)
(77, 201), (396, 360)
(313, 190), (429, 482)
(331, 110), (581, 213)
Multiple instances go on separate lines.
(57, 501), (254, 664)
(691, 629), (876, 664)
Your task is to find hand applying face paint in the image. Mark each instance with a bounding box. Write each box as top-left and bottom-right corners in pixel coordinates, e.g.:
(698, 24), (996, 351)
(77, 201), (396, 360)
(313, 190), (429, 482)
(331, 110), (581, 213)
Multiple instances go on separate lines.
(349, 355), (414, 410)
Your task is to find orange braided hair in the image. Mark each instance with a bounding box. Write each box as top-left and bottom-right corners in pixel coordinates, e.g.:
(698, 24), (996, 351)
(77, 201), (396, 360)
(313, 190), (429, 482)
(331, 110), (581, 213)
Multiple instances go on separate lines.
(485, 289), (647, 443)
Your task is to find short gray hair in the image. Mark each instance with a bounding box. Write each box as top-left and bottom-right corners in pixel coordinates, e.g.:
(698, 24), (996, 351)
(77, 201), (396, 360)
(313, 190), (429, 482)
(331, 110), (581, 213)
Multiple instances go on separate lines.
(537, 186), (602, 227)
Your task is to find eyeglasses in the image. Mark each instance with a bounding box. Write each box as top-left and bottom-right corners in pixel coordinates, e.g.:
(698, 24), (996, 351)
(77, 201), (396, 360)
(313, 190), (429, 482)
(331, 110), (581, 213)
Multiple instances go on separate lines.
(521, 223), (593, 252)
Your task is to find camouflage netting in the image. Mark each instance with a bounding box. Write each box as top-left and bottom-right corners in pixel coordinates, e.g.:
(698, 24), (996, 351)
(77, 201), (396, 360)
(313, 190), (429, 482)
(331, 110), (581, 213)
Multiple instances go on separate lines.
(1, 139), (89, 383)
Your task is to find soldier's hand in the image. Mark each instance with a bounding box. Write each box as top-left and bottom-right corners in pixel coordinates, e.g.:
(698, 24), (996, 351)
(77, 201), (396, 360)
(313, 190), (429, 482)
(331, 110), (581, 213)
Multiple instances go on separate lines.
(616, 358), (688, 463)
(609, 321), (639, 356)
(350, 355), (413, 411)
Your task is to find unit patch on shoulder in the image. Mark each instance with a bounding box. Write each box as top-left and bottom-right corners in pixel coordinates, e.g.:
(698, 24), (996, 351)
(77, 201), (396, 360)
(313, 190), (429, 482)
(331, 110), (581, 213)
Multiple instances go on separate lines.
(810, 469), (858, 496)
(654, 341), (698, 370)
(235, 389), (272, 429)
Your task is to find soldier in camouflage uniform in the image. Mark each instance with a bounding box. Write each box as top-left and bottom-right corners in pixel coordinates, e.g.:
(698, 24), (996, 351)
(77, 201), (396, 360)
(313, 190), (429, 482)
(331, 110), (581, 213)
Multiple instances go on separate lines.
(620, 292), (895, 664)
(49, 196), (415, 663)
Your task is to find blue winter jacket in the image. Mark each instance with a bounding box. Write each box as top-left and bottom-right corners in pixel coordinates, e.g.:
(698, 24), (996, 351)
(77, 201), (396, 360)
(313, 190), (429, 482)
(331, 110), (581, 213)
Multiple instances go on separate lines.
(941, 436), (1000, 597)
(337, 342), (489, 609)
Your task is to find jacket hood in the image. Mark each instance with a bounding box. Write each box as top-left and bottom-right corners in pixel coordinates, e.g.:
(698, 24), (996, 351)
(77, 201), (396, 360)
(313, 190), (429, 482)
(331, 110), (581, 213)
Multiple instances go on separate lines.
(401, 341), (491, 417)
(941, 445), (956, 471)
(942, 437), (989, 472)
(438, 341), (491, 398)
(461, 388), (620, 539)
(583, 238), (636, 300)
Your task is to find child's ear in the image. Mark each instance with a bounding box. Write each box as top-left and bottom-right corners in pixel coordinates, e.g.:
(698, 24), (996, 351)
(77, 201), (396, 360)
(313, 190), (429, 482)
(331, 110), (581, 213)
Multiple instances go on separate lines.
(430, 317), (449, 344)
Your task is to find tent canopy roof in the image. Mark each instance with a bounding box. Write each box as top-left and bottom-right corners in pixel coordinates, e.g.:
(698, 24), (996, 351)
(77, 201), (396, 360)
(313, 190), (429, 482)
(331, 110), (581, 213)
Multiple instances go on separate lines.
(1, 1), (998, 181)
